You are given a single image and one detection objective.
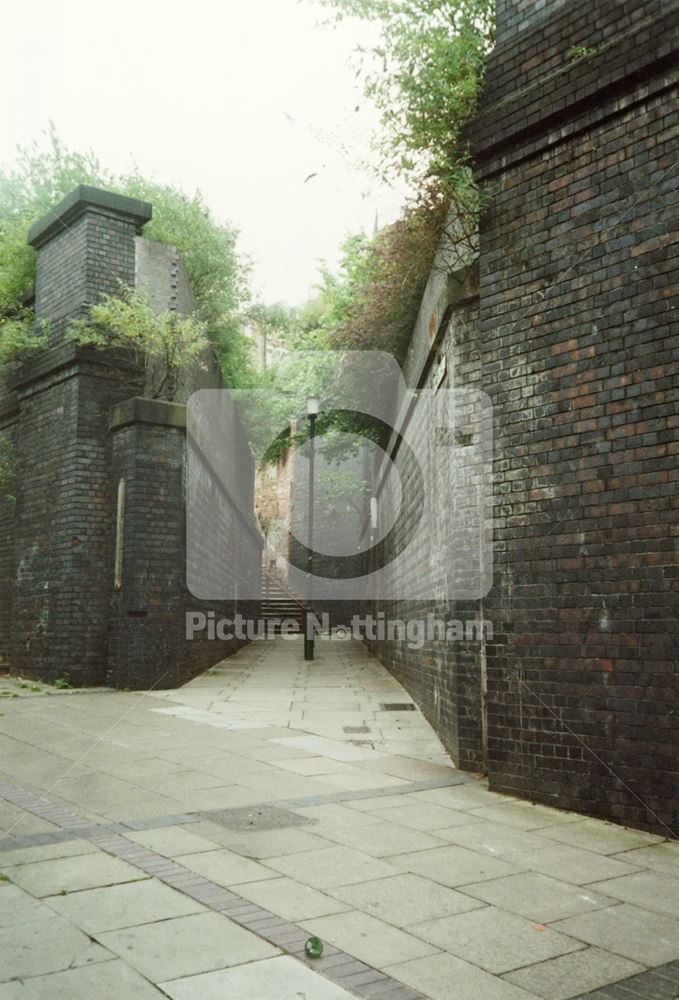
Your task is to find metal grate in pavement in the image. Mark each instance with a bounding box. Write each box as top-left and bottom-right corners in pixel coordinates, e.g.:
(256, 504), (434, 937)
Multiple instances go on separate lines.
(200, 804), (314, 831)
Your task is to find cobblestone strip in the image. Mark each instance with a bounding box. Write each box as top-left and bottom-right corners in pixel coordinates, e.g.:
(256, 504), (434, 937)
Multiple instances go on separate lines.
(573, 960), (679, 999)
(0, 778), (422, 1000)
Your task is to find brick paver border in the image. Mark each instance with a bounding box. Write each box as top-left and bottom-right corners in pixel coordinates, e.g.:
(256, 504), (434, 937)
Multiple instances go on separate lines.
(572, 961), (679, 999)
(2, 776), (678, 1000)
(0, 777), (424, 999)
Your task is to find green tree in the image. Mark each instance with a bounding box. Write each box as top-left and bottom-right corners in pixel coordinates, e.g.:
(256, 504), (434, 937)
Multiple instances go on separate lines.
(0, 126), (252, 387)
(67, 288), (211, 402)
(293, 1), (494, 369)
(316, 0), (494, 192)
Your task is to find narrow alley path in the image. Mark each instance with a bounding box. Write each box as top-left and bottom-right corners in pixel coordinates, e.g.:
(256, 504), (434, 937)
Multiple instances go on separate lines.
(0, 637), (677, 999)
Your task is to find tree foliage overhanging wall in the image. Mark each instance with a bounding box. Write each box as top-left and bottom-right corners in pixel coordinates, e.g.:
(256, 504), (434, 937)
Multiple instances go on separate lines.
(0, 126), (253, 387)
(296, 0), (494, 363)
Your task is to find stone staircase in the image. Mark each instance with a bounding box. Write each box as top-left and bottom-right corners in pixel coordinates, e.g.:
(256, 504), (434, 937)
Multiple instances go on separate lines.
(261, 571), (306, 632)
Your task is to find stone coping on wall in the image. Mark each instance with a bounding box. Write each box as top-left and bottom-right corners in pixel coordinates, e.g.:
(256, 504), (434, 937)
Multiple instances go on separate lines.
(110, 395), (186, 431)
(27, 184), (153, 249)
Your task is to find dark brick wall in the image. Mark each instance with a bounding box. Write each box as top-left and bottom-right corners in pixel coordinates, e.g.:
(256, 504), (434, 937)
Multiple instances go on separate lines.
(1, 186), (262, 689)
(107, 399), (262, 690)
(10, 358), (135, 685)
(0, 400), (18, 670)
(367, 0), (679, 833)
(364, 278), (488, 772)
(494, 0), (569, 39)
(31, 193), (143, 340)
(2, 190), (148, 685)
(473, 0), (679, 834)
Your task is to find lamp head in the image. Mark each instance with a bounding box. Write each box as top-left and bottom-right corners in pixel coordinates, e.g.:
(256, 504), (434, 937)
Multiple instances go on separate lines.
(306, 395), (320, 417)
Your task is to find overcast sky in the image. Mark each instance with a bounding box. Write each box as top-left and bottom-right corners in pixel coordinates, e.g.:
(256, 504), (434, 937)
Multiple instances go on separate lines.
(0, 0), (407, 305)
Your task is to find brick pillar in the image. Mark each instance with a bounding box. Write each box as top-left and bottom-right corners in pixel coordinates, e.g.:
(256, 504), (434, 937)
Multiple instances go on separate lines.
(10, 187), (151, 684)
(108, 397), (262, 690)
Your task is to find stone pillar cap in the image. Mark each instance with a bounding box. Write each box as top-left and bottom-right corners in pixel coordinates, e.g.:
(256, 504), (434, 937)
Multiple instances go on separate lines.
(27, 185), (152, 249)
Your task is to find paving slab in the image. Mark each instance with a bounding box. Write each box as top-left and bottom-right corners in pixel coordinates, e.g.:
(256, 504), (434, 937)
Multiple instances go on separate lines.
(332, 873), (485, 926)
(390, 843), (524, 887)
(0, 959), (165, 999)
(46, 877), (206, 932)
(0, 914), (112, 980)
(509, 844), (643, 885)
(272, 734), (388, 762)
(124, 825), (221, 857)
(291, 802), (385, 826)
(176, 848), (278, 886)
(212, 826), (335, 858)
(461, 872), (615, 922)
(299, 909), (439, 967)
(0, 882), (64, 927)
(276, 756), (357, 776)
(5, 851), (148, 897)
(542, 819), (663, 855)
(320, 770), (409, 792)
(234, 875), (353, 920)
(96, 911), (279, 982)
(586, 870), (679, 918)
(46, 772), (183, 820)
(610, 840), (679, 874)
(551, 903), (679, 966)
(438, 820), (556, 857)
(416, 784), (518, 810)
(409, 905), (585, 973)
(312, 817), (447, 857)
(159, 784), (274, 812)
(160, 955), (361, 999)
(467, 801), (584, 831)
(266, 844), (398, 889)
(385, 952), (539, 999)
(0, 837), (98, 867)
(368, 801), (479, 831)
(502, 946), (644, 999)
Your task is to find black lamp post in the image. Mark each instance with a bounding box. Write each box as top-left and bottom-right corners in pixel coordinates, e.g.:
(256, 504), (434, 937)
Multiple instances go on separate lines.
(304, 395), (320, 661)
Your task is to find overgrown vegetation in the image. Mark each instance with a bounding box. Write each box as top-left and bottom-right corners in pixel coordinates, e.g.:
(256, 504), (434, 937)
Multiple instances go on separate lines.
(67, 288), (211, 401)
(298, 0), (494, 362)
(319, 0), (494, 189)
(0, 126), (252, 387)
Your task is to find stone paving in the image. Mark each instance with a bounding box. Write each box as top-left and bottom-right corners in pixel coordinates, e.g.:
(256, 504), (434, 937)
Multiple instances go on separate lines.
(0, 636), (678, 999)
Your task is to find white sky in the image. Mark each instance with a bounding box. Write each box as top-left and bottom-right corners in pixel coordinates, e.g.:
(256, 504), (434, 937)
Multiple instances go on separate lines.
(0, 0), (408, 305)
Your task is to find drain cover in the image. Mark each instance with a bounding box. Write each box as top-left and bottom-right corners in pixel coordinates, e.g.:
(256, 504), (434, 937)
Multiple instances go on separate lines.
(343, 725), (371, 734)
(380, 702), (416, 712)
(201, 805), (313, 832)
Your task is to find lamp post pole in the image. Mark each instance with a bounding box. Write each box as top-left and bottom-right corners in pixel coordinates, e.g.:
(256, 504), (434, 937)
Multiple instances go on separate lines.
(304, 396), (319, 661)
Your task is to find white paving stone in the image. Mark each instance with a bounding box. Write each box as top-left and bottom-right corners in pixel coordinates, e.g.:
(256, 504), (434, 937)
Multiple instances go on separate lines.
(160, 956), (360, 999)
(96, 912), (278, 982)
